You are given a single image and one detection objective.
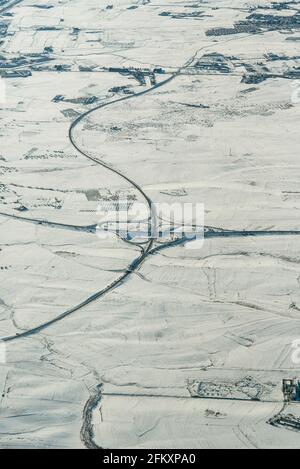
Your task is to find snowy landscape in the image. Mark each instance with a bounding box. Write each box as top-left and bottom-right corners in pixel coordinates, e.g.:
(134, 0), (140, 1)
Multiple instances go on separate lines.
(0, 0), (300, 449)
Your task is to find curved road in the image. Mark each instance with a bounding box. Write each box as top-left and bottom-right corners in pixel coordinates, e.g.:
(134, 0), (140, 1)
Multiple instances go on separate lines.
(0, 20), (210, 342)
(2, 0), (300, 450)
(2, 77), (179, 343)
(2, 2), (300, 347)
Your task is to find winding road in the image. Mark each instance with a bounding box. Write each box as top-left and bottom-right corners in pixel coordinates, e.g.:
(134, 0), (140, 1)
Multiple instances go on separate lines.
(1, 0), (300, 449)
(0, 17), (219, 342)
(1, 3), (300, 345)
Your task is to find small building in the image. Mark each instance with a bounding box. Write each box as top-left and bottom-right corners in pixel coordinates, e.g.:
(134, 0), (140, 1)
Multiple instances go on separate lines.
(282, 379), (300, 402)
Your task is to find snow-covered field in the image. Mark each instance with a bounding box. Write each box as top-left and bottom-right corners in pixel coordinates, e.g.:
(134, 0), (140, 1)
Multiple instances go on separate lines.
(0, 0), (300, 448)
